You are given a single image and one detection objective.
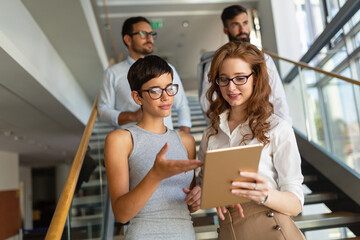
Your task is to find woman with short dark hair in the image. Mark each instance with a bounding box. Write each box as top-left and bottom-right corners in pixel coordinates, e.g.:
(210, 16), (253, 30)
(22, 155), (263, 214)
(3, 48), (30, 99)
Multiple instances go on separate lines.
(105, 55), (202, 240)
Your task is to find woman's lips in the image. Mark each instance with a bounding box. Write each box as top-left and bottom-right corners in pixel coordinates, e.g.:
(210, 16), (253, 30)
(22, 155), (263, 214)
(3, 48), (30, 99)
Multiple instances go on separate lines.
(227, 93), (241, 100)
(159, 104), (171, 110)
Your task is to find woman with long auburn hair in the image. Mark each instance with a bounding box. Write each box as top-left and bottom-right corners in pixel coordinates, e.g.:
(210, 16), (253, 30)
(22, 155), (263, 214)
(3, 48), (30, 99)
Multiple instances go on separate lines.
(198, 41), (305, 239)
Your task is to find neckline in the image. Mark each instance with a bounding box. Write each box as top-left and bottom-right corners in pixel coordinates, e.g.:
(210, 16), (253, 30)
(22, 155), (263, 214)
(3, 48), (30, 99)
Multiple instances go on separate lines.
(133, 124), (169, 136)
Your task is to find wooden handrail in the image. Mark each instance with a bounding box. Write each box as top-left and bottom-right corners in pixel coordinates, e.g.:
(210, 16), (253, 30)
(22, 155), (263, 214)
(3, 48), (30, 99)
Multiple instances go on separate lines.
(264, 50), (360, 86)
(45, 96), (98, 240)
(46, 58), (115, 239)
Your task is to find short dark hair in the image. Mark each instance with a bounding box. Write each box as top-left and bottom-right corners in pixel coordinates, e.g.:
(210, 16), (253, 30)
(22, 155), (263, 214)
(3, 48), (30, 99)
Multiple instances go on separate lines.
(121, 16), (150, 47)
(221, 5), (248, 27)
(128, 55), (173, 91)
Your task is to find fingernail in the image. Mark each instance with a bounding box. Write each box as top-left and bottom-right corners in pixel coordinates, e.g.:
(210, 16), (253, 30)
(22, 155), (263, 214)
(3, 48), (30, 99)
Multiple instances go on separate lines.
(231, 182), (237, 186)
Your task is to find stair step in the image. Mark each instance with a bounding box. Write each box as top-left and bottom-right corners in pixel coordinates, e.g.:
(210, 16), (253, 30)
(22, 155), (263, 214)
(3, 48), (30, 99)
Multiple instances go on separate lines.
(88, 141), (105, 150)
(93, 126), (114, 133)
(194, 224), (218, 233)
(195, 231), (218, 240)
(173, 122), (207, 130)
(69, 213), (103, 228)
(172, 109), (203, 116)
(91, 132), (108, 138)
(191, 208), (217, 218)
(72, 194), (104, 206)
(89, 148), (104, 155)
(94, 121), (113, 128)
(293, 211), (360, 231)
(303, 174), (318, 184)
(304, 192), (338, 204)
(80, 179), (107, 189)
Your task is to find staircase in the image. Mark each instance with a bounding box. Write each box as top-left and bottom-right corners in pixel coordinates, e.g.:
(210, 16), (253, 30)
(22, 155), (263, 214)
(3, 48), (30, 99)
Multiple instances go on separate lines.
(177, 91), (360, 240)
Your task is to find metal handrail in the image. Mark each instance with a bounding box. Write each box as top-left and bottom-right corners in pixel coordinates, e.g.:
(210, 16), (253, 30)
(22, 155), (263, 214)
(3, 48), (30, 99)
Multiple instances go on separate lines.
(264, 50), (360, 86)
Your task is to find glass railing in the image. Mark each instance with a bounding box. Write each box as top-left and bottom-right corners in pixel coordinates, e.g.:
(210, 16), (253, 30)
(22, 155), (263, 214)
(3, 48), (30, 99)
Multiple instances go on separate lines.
(46, 109), (116, 239)
(65, 122), (110, 239)
(274, 53), (360, 175)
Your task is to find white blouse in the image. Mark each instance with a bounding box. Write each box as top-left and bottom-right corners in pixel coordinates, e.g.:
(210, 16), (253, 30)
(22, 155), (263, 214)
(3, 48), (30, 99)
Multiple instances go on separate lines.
(198, 110), (304, 205)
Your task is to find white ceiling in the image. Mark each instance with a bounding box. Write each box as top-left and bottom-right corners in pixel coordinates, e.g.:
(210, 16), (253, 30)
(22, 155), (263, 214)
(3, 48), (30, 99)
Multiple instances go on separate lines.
(0, 0), (104, 166)
(0, 47), (84, 166)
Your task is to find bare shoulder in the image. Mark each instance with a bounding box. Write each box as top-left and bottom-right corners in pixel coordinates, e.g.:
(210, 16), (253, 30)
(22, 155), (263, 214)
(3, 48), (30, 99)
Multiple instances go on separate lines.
(178, 130), (196, 159)
(105, 129), (133, 155)
(106, 129), (131, 142)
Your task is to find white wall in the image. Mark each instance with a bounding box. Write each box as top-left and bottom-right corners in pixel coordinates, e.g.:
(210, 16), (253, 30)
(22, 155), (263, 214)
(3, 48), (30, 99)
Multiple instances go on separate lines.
(55, 163), (71, 201)
(0, 0), (92, 125)
(259, 0), (304, 128)
(270, 0), (302, 61)
(0, 150), (19, 191)
(257, 1), (278, 53)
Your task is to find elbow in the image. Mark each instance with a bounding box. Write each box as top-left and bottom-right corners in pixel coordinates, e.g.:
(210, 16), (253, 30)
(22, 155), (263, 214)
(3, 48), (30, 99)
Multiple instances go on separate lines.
(289, 208), (302, 217)
(114, 213), (131, 224)
(288, 203), (303, 217)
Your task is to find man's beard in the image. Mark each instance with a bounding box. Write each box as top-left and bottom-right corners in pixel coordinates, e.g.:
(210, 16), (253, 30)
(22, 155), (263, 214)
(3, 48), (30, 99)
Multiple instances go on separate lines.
(228, 32), (250, 43)
(133, 42), (153, 56)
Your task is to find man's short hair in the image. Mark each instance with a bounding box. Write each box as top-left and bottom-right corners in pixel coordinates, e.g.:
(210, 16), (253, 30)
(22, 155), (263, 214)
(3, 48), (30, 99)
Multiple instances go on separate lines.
(121, 16), (150, 46)
(221, 5), (248, 27)
(128, 55), (173, 91)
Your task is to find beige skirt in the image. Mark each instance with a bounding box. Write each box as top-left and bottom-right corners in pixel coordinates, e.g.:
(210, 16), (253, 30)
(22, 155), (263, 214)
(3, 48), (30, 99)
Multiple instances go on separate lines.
(218, 202), (306, 240)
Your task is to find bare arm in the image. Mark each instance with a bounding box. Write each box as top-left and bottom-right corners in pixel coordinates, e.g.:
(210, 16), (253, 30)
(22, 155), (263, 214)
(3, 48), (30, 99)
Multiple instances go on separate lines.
(105, 130), (202, 223)
(179, 126), (191, 133)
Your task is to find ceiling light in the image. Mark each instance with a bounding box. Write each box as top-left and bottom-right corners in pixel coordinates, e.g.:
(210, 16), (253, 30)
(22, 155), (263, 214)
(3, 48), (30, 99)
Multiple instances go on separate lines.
(3, 131), (12, 136)
(182, 21), (189, 28)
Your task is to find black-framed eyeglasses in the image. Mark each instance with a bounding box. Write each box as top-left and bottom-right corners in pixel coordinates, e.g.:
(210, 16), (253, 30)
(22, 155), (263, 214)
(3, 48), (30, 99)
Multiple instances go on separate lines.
(138, 84), (178, 100)
(215, 72), (254, 87)
(129, 31), (157, 40)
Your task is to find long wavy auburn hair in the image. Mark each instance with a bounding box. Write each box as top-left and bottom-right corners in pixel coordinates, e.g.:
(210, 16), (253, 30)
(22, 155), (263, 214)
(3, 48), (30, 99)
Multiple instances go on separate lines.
(206, 41), (274, 145)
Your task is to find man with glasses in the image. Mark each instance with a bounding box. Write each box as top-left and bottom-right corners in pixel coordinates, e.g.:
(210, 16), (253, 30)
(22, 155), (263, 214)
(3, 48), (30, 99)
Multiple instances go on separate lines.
(98, 17), (191, 132)
(199, 5), (291, 125)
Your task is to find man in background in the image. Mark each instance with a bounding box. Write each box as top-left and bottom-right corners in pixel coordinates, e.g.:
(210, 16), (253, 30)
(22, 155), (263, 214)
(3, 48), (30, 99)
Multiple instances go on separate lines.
(199, 5), (291, 125)
(98, 16), (191, 132)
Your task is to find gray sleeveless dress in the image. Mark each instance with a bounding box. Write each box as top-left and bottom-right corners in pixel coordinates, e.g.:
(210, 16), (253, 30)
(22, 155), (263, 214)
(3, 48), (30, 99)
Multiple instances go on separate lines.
(124, 125), (195, 240)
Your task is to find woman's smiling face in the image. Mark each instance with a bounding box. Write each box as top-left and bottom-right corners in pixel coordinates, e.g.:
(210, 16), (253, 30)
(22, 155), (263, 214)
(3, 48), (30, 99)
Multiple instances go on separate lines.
(218, 57), (254, 112)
